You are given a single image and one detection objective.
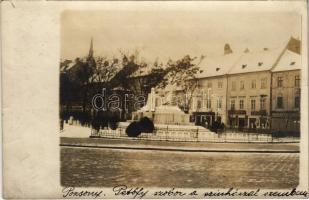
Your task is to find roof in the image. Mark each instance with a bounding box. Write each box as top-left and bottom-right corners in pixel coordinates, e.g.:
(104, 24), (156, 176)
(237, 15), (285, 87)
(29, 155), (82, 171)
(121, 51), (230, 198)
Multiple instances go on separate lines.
(196, 53), (243, 78)
(60, 62), (75, 72)
(228, 48), (283, 75)
(65, 62), (76, 71)
(272, 50), (301, 72)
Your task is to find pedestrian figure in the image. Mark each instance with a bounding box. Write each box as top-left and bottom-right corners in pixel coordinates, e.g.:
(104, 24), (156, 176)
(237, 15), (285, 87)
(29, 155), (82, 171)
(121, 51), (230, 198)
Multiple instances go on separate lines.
(60, 119), (64, 131)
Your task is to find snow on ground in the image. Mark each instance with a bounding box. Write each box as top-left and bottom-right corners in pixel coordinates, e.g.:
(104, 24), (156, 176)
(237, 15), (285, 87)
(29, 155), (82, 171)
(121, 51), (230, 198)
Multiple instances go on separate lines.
(119, 122), (208, 130)
(61, 122), (210, 139)
(60, 123), (92, 138)
(60, 122), (298, 143)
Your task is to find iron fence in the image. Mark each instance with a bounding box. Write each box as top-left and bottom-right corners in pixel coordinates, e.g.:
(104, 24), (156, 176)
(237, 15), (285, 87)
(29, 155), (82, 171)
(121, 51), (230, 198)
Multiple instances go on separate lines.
(90, 126), (299, 143)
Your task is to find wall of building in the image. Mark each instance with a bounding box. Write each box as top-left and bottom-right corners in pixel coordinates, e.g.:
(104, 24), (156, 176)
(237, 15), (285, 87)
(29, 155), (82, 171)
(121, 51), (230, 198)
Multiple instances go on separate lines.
(272, 70), (301, 111)
(186, 69), (301, 133)
(271, 69), (301, 132)
(226, 71), (271, 129)
(190, 76), (228, 126)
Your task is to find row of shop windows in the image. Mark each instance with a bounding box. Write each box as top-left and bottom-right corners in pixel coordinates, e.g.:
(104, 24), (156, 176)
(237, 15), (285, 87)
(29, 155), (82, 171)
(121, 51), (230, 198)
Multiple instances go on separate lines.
(229, 117), (270, 129)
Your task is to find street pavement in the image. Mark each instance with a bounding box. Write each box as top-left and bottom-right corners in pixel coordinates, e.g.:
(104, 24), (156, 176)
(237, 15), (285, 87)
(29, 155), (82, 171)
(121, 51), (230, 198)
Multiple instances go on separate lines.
(61, 146), (299, 188)
(60, 124), (299, 189)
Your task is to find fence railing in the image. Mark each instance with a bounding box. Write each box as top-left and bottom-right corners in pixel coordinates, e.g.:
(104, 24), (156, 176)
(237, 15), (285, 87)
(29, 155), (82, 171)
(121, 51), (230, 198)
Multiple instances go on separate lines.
(90, 126), (299, 143)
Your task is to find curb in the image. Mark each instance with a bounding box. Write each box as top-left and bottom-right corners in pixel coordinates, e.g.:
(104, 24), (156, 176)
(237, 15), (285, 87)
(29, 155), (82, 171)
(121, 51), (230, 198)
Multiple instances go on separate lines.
(88, 136), (300, 144)
(60, 143), (300, 153)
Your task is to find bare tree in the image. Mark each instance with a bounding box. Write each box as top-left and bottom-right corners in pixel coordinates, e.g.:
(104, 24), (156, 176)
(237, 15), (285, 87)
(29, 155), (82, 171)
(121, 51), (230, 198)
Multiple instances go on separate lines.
(157, 55), (205, 111)
(91, 56), (120, 84)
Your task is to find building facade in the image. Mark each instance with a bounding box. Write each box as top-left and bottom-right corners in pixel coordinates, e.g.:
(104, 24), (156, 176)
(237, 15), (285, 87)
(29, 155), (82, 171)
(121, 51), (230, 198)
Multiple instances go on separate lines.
(191, 75), (228, 127)
(271, 49), (301, 134)
(225, 48), (284, 130)
(189, 48), (242, 127)
(188, 37), (301, 134)
(226, 71), (272, 129)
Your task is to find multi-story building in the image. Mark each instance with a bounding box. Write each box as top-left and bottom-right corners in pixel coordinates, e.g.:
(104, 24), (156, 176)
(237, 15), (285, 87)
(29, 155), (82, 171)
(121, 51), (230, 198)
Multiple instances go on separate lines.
(226, 48), (284, 129)
(271, 49), (301, 134)
(185, 37), (302, 133)
(132, 37), (302, 134)
(190, 45), (242, 127)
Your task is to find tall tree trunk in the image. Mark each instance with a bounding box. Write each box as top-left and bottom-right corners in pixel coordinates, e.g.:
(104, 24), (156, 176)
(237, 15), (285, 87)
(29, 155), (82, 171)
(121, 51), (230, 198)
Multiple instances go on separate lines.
(82, 83), (89, 113)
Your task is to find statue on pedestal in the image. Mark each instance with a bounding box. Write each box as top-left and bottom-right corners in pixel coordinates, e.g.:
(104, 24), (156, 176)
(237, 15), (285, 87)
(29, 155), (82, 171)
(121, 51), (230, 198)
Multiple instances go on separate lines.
(133, 87), (192, 125)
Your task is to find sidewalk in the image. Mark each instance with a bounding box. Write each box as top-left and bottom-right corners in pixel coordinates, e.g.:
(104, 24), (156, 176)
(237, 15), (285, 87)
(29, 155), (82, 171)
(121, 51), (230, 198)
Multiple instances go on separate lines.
(60, 137), (299, 153)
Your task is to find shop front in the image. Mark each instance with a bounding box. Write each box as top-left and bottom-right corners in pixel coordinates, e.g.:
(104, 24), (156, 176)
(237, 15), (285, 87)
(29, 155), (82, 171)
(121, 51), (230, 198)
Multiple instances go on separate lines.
(192, 112), (216, 128)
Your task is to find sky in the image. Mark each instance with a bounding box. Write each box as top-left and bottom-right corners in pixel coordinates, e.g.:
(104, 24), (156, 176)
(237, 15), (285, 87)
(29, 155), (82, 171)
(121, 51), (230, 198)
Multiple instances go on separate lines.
(61, 9), (301, 63)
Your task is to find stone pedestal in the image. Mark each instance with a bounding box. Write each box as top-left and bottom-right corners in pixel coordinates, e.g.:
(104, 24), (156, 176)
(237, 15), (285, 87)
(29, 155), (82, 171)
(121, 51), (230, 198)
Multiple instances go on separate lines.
(132, 88), (192, 125)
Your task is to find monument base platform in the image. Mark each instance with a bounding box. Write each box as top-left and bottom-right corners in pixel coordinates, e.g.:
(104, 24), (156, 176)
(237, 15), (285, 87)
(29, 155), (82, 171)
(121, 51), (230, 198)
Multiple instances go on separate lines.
(132, 105), (192, 125)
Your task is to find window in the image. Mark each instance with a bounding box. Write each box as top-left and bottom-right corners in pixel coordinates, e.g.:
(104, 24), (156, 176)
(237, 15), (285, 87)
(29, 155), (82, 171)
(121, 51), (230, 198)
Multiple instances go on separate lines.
(197, 100), (202, 109)
(206, 99), (212, 109)
(261, 78), (267, 89)
(251, 99), (256, 111)
(217, 98), (222, 109)
(207, 82), (212, 88)
(239, 99), (244, 110)
(260, 98), (266, 110)
(295, 96), (300, 108)
(231, 99), (235, 110)
(202, 98), (207, 108)
(218, 81), (223, 89)
(277, 97), (283, 109)
(240, 81), (245, 90)
(277, 77), (283, 87)
(232, 81), (236, 91)
(251, 80), (256, 89)
(295, 75), (300, 87)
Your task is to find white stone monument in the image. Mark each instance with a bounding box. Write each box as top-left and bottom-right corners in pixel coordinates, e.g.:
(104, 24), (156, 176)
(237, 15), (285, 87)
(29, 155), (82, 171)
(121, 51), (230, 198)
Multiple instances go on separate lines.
(132, 87), (191, 125)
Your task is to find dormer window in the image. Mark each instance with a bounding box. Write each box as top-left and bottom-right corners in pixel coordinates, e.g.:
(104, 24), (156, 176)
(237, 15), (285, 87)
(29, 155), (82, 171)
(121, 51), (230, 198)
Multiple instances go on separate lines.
(216, 68), (220, 71)
(199, 70), (204, 73)
(242, 64), (247, 69)
(290, 61), (296, 66)
(258, 62), (263, 66)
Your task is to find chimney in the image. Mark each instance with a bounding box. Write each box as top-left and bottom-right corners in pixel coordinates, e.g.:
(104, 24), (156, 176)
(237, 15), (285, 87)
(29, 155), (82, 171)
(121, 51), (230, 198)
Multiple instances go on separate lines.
(224, 43), (233, 55)
(286, 37), (301, 54)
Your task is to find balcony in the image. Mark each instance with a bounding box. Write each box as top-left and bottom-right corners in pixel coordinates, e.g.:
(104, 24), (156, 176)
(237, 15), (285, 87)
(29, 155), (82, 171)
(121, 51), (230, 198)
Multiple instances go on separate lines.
(251, 110), (267, 116)
(228, 110), (246, 115)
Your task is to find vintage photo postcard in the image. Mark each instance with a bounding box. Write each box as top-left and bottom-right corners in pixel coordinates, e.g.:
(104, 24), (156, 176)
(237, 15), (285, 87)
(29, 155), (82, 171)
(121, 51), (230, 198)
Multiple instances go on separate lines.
(1, 1), (308, 199)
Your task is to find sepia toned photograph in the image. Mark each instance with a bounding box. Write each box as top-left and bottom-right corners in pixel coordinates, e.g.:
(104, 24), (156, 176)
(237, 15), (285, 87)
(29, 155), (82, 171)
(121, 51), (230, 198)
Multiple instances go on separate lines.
(58, 4), (305, 196)
(2, 1), (308, 198)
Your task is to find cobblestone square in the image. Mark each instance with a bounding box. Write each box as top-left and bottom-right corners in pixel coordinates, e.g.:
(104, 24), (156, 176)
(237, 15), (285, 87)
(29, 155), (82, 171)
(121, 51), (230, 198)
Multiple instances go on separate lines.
(61, 147), (298, 188)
